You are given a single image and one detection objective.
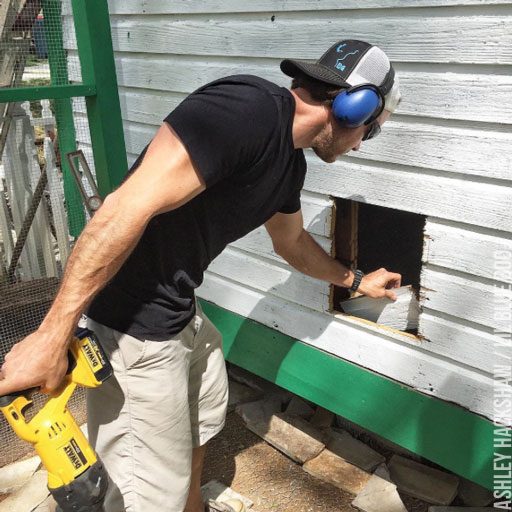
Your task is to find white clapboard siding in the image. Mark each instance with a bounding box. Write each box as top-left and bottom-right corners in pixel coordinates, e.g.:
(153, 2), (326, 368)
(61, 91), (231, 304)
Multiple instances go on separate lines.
(94, 122), (512, 234)
(81, 87), (512, 182)
(423, 219), (512, 284)
(353, 121), (512, 181)
(421, 264), (512, 333)
(232, 226), (332, 263)
(63, 11), (512, 64)
(197, 272), (495, 420)
(306, 156), (512, 232)
(67, 52), (512, 125)
(94, 0), (512, 15)
(63, 0), (512, 16)
(208, 246), (331, 312)
(419, 310), (509, 374)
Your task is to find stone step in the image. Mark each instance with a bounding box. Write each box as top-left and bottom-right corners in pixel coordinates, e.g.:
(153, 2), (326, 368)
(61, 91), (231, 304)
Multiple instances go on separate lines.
(0, 470), (49, 512)
(245, 413), (326, 464)
(303, 449), (372, 495)
(352, 474), (408, 512)
(457, 477), (494, 507)
(327, 428), (385, 472)
(284, 396), (315, 419)
(388, 455), (459, 505)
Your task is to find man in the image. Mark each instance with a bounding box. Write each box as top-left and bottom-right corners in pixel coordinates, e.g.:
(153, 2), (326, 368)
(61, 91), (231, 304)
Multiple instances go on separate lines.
(0, 40), (402, 511)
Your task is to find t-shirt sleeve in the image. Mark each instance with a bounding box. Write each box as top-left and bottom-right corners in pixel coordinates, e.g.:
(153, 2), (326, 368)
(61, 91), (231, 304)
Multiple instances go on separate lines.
(164, 79), (278, 188)
(278, 189), (302, 214)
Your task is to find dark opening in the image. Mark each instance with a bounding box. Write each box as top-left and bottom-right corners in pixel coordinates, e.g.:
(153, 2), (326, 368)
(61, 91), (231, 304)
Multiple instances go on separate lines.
(333, 199), (426, 311)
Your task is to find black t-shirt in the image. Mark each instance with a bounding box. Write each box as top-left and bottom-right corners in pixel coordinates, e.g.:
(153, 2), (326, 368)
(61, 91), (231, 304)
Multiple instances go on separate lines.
(87, 75), (306, 340)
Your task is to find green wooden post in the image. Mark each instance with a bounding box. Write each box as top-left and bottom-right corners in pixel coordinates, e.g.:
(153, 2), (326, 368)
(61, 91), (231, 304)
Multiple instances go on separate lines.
(71, 0), (128, 196)
(42, 0), (85, 236)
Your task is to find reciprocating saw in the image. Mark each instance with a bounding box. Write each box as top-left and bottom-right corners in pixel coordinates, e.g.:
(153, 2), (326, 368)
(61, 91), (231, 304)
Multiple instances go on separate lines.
(0, 328), (112, 512)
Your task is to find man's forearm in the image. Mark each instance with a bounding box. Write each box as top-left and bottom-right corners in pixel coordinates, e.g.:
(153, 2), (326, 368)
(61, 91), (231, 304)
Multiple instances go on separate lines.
(40, 195), (149, 341)
(277, 229), (354, 288)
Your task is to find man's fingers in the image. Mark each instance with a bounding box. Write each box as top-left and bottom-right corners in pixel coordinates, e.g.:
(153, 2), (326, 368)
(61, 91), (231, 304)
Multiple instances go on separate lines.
(385, 289), (398, 301)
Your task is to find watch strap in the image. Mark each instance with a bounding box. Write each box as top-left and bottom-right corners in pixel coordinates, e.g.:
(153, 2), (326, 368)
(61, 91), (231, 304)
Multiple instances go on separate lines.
(349, 269), (364, 292)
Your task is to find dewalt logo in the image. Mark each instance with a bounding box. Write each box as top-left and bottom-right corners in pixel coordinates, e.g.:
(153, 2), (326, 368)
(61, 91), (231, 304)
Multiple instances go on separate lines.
(63, 438), (87, 470)
(83, 340), (100, 369)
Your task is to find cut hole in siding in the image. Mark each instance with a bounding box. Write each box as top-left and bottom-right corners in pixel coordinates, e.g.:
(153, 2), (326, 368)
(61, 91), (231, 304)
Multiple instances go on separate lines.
(333, 199), (426, 334)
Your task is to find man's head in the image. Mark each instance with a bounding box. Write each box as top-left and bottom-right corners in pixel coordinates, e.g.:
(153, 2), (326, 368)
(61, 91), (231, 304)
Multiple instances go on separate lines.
(281, 40), (401, 162)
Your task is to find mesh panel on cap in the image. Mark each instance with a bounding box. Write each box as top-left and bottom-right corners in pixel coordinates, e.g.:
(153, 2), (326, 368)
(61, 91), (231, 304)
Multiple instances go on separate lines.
(347, 46), (390, 86)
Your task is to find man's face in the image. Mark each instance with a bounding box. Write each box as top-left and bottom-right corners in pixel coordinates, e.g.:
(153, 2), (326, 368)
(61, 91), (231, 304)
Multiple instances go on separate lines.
(312, 109), (391, 163)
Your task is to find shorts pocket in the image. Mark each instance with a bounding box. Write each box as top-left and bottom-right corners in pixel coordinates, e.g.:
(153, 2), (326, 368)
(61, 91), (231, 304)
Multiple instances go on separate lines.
(113, 331), (148, 370)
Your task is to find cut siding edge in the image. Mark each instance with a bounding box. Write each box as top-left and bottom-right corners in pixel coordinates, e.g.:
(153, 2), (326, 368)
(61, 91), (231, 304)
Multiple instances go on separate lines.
(198, 271), (495, 420)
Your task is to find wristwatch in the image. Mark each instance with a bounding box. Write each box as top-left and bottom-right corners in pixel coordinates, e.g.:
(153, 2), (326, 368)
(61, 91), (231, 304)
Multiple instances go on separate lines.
(349, 269), (364, 293)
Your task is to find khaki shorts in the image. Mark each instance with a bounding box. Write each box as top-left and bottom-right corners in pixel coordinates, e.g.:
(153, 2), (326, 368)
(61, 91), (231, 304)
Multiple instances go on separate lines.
(86, 302), (228, 512)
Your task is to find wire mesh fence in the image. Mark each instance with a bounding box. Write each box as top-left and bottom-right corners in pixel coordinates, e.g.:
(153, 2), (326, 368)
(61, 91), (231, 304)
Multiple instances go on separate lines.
(0, 0), (93, 467)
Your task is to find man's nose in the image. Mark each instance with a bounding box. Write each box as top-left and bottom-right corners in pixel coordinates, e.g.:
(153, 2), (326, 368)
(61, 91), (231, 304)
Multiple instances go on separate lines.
(352, 141), (362, 151)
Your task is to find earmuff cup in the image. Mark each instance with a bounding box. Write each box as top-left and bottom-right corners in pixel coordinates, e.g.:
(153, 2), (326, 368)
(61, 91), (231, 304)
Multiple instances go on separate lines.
(331, 84), (384, 128)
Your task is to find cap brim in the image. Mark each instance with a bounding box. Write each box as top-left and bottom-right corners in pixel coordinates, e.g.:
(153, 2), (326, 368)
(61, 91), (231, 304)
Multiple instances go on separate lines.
(280, 59), (349, 87)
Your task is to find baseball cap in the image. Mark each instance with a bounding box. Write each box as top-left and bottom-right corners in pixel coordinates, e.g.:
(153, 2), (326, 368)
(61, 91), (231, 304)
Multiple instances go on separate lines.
(280, 40), (401, 112)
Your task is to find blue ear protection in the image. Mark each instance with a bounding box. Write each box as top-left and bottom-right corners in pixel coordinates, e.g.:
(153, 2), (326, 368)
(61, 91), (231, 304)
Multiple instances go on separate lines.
(331, 84), (385, 128)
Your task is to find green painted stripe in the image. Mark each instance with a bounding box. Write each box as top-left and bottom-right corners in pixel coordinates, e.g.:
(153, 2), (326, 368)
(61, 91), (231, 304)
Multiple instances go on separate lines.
(0, 84), (95, 103)
(201, 299), (497, 490)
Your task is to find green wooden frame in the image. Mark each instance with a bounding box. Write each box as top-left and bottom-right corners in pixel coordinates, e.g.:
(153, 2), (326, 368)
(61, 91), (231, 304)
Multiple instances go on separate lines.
(2, 0), (127, 236)
(201, 300), (498, 490)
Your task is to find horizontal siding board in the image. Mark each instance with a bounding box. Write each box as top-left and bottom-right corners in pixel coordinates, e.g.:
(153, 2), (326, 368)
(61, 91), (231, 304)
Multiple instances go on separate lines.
(68, 52), (512, 125)
(94, 1), (512, 15)
(424, 219), (512, 283)
(232, 226), (332, 263)
(111, 89), (512, 180)
(305, 156), (512, 232)
(73, 86), (512, 181)
(419, 310), (508, 374)
(354, 121), (512, 181)
(63, 14), (512, 64)
(208, 247), (331, 312)
(198, 272), (495, 420)
(80, 122), (512, 232)
(421, 265), (512, 333)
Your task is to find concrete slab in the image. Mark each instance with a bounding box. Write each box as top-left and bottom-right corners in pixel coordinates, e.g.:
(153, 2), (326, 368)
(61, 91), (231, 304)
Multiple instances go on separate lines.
(247, 413), (326, 464)
(309, 407), (334, 428)
(228, 381), (263, 412)
(236, 396), (282, 425)
(352, 474), (408, 512)
(388, 455), (459, 505)
(327, 429), (385, 472)
(285, 396), (315, 419)
(458, 477), (494, 507)
(303, 449), (371, 495)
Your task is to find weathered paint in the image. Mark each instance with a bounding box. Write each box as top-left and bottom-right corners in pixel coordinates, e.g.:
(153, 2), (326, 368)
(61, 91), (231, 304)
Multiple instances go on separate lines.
(201, 299), (496, 490)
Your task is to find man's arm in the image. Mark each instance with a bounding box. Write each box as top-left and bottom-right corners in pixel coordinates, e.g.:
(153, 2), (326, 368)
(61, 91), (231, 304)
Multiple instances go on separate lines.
(265, 210), (401, 299)
(0, 122), (206, 395)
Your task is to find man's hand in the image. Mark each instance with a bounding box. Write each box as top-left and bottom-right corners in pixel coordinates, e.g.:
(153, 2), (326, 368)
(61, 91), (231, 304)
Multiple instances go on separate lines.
(358, 267), (402, 301)
(0, 330), (71, 396)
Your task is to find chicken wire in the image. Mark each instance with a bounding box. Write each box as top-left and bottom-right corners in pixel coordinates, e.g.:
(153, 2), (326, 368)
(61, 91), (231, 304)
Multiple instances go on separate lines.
(0, 0), (95, 467)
